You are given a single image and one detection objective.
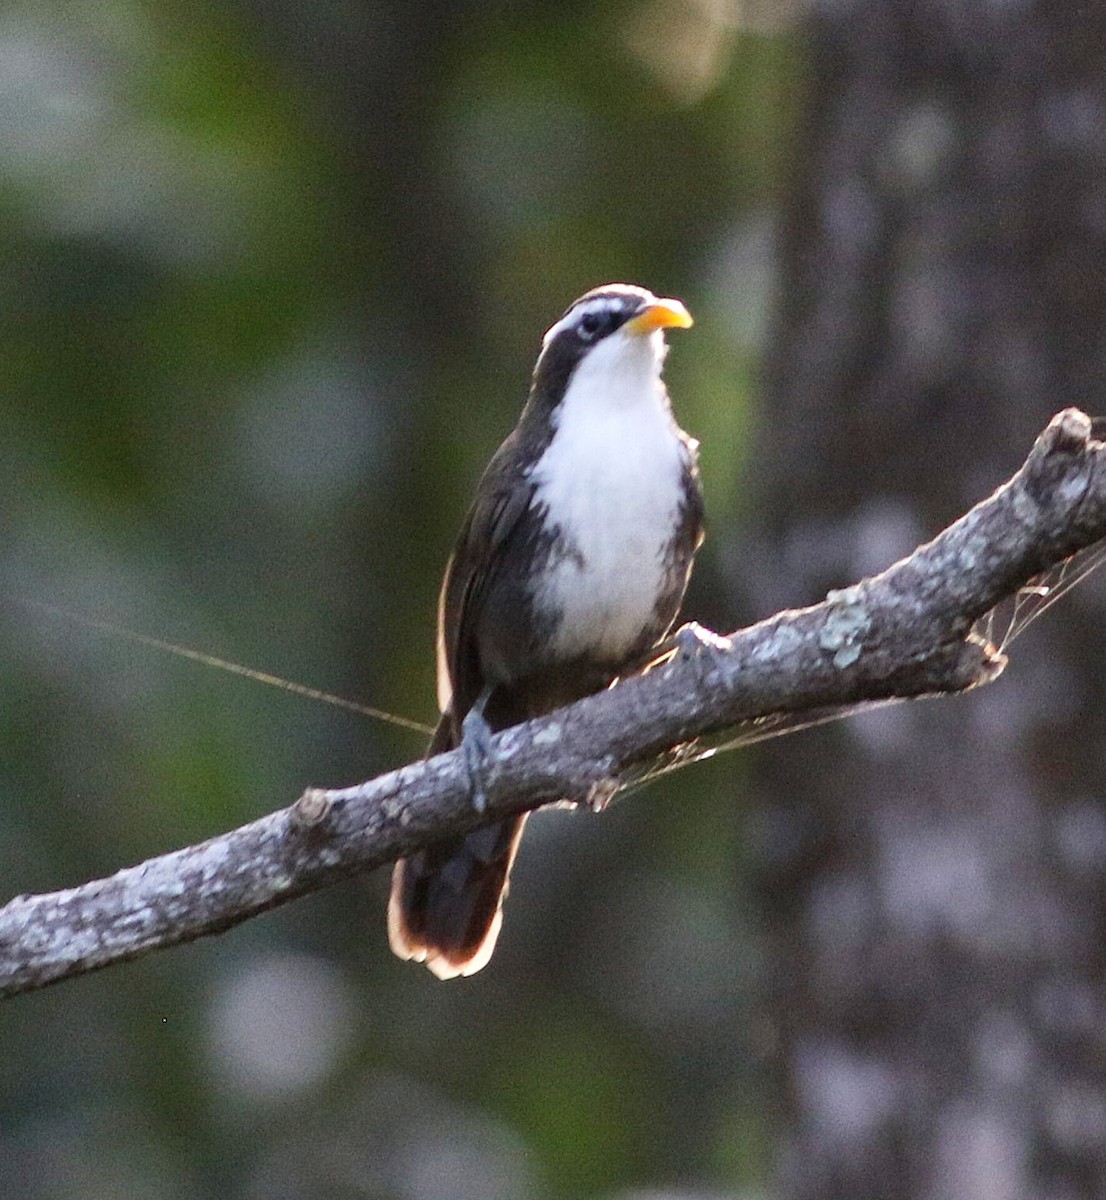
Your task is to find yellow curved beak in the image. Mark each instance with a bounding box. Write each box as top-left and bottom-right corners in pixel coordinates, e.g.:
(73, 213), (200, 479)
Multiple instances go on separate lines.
(624, 297), (694, 335)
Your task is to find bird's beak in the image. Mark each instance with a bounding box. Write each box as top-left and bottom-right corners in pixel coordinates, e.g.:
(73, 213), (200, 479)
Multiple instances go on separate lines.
(624, 297), (694, 335)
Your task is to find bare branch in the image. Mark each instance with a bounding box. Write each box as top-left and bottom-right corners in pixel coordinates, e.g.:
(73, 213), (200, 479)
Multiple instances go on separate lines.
(2, 408), (1104, 998)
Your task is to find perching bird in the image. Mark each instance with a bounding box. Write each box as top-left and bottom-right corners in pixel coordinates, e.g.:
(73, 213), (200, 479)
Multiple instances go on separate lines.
(388, 283), (703, 978)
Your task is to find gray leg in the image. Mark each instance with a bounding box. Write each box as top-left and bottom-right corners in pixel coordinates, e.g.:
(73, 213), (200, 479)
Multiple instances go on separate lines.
(460, 686), (496, 814)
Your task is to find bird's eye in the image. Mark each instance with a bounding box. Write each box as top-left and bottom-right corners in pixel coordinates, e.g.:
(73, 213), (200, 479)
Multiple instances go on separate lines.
(577, 311), (604, 340)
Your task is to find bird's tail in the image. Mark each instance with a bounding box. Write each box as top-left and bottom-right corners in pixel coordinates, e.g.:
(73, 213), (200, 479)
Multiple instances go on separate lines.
(387, 713), (527, 979)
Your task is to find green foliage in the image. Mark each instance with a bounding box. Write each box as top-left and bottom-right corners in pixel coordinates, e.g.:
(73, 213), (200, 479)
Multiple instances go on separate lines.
(0, 1), (800, 1195)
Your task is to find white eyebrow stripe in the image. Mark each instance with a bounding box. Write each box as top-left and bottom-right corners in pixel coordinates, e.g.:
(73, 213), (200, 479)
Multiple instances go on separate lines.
(541, 296), (637, 347)
(541, 312), (576, 347)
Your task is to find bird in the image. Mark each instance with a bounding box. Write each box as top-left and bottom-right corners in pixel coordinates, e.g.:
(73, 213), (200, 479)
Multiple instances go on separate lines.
(388, 283), (703, 979)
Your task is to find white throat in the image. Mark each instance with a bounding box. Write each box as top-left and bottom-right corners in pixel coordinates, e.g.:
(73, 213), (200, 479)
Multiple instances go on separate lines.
(527, 327), (687, 661)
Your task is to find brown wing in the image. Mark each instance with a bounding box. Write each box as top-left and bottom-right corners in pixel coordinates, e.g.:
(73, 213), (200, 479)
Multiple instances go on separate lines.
(673, 432), (706, 583)
(394, 438), (537, 980)
(435, 431), (535, 724)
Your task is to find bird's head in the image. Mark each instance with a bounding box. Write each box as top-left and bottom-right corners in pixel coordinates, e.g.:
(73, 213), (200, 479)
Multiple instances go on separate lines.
(532, 284), (693, 404)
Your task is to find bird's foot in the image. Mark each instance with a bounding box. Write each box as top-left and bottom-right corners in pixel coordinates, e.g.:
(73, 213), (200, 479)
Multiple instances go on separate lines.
(617, 622), (732, 684)
(659, 621), (733, 683)
(460, 702), (496, 814)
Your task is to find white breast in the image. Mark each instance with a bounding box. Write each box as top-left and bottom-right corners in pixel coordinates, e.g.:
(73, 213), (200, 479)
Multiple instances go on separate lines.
(527, 328), (688, 662)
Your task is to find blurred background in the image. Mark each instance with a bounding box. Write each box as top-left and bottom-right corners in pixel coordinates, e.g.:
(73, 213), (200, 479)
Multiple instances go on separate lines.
(2, 2), (1105, 1198)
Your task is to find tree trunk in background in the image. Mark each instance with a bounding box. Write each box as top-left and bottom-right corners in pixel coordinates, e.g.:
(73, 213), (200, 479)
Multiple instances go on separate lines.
(753, 5), (1106, 1198)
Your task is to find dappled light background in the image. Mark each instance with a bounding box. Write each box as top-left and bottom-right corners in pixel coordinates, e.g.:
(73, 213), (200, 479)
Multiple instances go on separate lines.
(0, 2), (798, 1197)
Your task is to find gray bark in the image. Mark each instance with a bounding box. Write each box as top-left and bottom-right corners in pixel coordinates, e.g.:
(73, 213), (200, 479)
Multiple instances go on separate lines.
(756, 4), (1106, 1197)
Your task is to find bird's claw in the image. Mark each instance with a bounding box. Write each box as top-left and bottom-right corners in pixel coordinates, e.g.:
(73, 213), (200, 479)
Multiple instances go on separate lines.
(664, 621), (733, 681)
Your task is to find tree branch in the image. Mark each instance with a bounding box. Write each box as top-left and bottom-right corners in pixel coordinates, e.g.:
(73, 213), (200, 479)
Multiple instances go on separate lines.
(3, 408), (1104, 998)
